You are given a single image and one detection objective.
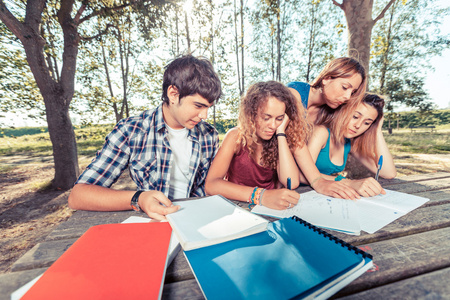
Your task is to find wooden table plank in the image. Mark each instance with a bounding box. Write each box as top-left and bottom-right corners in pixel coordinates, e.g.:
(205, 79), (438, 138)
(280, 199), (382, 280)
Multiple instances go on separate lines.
(380, 172), (450, 186)
(11, 238), (78, 272)
(334, 227), (450, 297)
(162, 279), (204, 300)
(45, 210), (139, 241)
(385, 176), (450, 194)
(335, 267), (450, 300)
(0, 268), (47, 299)
(415, 188), (450, 206)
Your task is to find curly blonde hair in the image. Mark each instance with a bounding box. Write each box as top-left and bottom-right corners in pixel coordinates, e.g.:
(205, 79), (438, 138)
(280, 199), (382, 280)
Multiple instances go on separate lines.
(237, 81), (311, 169)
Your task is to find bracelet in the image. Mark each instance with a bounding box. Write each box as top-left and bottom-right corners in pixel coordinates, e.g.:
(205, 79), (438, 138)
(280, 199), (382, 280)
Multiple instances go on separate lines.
(248, 187), (258, 203)
(254, 188), (263, 205)
(276, 133), (286, 138)
(309, 175), (322, 187)
(258, 189), (266, 206)
(248, 187), (259, 209)
(335, 174), (346, 181)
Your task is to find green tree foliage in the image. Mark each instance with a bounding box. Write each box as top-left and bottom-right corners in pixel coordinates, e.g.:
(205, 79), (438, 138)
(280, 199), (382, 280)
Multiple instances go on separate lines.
(291, 0), (343, 83)
(0, 0), (173, 189)
(0, 22), (44, 127)
(370, 0), (449, 114)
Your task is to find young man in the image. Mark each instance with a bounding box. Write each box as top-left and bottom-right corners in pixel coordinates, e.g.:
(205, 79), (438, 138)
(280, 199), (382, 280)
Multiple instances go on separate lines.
(68, 55), (222, 220)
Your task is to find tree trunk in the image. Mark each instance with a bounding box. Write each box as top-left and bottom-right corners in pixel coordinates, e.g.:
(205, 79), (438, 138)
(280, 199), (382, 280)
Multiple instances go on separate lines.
(379, 2), (396, 94)
(0, 0), (80, 190)
(337, 0), (374, 72)
(240, 0), (245, 93)
(333, 0), (396, 75)
(276, 0), (281, 82)
(234, 0), (244, 95)
(185, 10), (191, 53)
(44, 94), (80, 189)
(22, 35), (80, 189)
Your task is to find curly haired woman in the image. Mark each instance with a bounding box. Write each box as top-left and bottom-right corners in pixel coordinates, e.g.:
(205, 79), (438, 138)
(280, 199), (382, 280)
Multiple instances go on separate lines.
(205, 81), (360, 210)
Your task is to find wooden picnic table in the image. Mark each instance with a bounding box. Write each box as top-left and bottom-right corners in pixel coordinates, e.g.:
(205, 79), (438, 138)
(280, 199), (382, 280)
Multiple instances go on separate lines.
(1, 172), (450, 299)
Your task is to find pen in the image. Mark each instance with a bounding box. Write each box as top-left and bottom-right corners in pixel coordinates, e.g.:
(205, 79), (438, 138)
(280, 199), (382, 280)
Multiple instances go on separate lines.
(287, 177), (291, 190)
(375, 155), (383, 181)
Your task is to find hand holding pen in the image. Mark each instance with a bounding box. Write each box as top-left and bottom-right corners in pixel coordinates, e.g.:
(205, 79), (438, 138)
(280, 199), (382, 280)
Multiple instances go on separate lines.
(375, 155), (383, 181)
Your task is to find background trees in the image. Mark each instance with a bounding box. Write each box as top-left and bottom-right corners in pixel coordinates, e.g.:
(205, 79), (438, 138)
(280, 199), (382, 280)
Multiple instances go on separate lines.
(1, 0), (448, 189)
(0, 0), (170, 189)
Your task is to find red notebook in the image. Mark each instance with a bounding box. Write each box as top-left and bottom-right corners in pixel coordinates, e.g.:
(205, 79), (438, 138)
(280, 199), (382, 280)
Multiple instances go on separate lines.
(21, 222), (172, 300)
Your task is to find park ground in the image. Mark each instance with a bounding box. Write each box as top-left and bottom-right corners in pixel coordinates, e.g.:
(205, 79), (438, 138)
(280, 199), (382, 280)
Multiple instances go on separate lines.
(1, 151), (450, 274)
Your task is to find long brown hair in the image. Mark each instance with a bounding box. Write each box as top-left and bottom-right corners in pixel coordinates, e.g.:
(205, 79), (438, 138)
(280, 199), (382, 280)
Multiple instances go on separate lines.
(326, 93), (385, 164)
(313, 57), (367, 125)
(237, 81), (311, 169)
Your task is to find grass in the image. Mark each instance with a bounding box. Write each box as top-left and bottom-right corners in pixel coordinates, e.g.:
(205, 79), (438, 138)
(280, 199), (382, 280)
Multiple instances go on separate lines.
(0, 124), (449, 160)
(0, 124), (114, 157)
(384, 126), (450, 154)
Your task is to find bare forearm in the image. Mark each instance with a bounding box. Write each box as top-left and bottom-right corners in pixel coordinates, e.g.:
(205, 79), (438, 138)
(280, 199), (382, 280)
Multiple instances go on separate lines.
(376, 132), (397, 178)
(277, 135), (300, 188)
(205, 178), (255, 203)
(68, 183), (135, 211)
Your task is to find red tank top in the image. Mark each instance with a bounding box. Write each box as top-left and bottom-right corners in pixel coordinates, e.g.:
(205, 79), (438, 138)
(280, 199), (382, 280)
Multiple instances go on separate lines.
(226, 146), (277, 189)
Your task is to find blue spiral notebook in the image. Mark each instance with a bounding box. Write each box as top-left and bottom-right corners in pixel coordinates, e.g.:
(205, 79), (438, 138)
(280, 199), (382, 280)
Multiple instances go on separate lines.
(184, 216), (373, 300)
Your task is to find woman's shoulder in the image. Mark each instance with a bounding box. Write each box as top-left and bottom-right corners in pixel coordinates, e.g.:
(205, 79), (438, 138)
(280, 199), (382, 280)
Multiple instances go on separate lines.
(224, 127), (239, 140)
(221, 127), (241, 152)
(312, 125), (329, 136)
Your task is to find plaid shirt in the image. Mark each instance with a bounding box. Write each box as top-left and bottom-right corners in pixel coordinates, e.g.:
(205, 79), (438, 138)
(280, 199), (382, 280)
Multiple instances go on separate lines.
(76, 105), (219, 198)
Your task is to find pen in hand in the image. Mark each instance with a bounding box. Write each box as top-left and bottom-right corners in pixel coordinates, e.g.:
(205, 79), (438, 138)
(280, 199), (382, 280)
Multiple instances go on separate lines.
(287, 177), (291, 190)
(375, 155), (383, 181)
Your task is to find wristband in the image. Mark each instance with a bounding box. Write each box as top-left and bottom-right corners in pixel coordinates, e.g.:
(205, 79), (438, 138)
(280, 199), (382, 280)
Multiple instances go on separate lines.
(259, 189), (266, 206)
(276, 133), (286, 138)
(248, 187), (258, 209)
(131, 191), (144, 212)
(335, 174), (346, 181)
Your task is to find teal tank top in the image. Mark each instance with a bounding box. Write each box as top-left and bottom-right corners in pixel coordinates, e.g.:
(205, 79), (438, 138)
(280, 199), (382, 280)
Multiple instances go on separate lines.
(315, 128), (351, 175)
(287, 82), (309, 109)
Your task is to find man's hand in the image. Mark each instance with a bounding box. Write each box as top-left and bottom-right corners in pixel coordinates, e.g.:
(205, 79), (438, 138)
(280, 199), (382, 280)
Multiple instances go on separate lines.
(138, 191), (180, 221)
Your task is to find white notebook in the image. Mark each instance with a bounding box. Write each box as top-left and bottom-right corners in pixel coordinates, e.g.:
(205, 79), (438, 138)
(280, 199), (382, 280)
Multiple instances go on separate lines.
(167, 195), (269, 251)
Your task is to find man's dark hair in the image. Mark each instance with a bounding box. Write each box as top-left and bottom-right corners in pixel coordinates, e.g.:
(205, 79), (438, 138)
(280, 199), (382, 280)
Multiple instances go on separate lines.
(162, 55), (222, 104)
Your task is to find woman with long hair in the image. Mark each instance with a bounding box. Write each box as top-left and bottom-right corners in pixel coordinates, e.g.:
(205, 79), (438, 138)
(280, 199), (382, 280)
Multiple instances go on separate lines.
(306, 93), (397, 197)
(288, 57), (367, 125)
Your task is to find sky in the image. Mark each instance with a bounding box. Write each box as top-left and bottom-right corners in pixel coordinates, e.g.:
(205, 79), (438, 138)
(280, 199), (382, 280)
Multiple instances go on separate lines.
(423, 0), (450, 110)
(425, 48), (450, 109)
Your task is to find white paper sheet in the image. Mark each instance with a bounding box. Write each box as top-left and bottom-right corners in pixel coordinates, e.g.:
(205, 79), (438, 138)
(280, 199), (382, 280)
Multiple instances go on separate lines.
(251, 191), (361, 235)
(252, 189), (429, 235)
(357, 189), (430, 233)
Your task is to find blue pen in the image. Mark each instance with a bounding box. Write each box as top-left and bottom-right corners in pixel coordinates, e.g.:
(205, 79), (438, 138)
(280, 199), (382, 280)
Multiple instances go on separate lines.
(375, 155), (383, 181)
(287, 177), (291, 190)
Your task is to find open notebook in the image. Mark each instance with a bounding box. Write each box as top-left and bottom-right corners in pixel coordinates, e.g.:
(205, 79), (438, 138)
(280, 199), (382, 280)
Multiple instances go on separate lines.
(166, 195), (269, 250)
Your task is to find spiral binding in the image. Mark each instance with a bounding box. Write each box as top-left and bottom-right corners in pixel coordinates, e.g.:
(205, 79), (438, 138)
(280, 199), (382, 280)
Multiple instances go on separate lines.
(291, 215), (373, 260)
